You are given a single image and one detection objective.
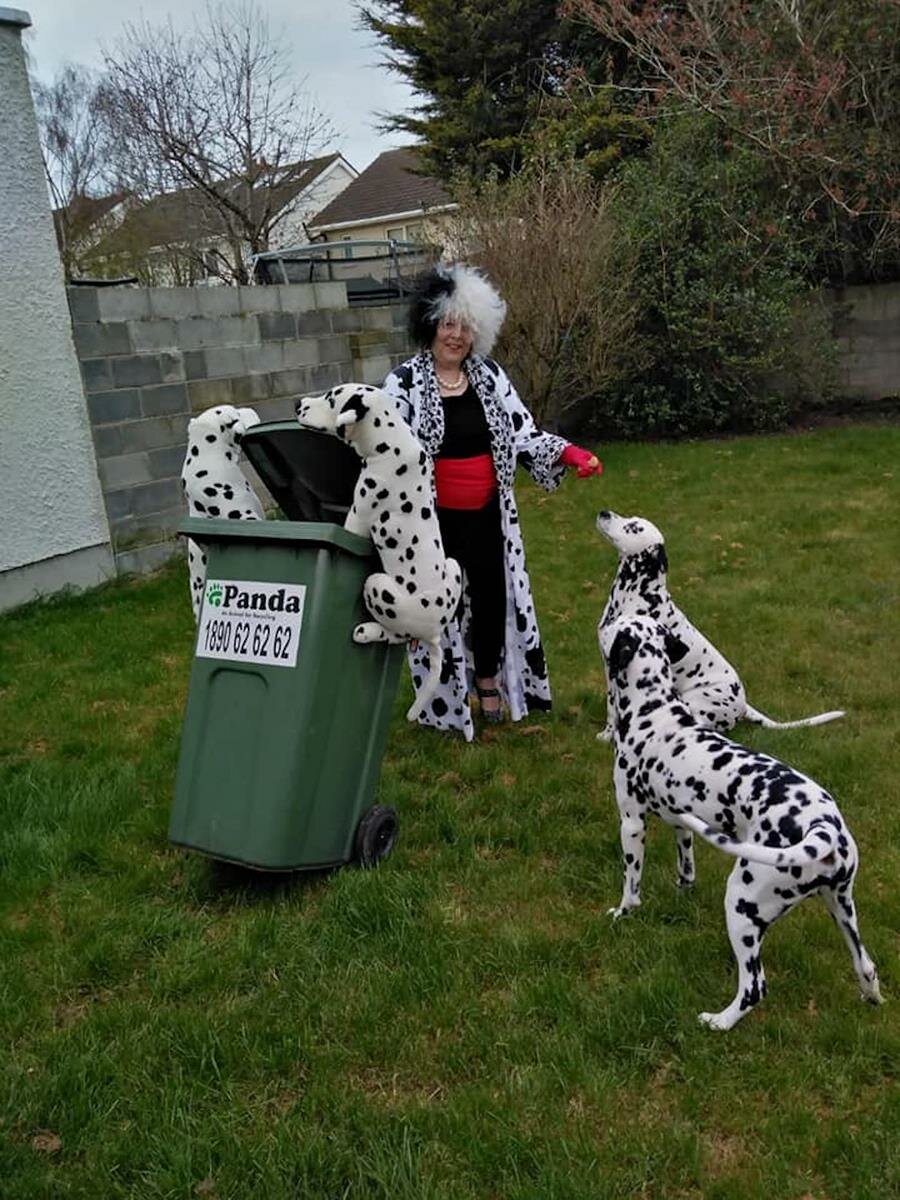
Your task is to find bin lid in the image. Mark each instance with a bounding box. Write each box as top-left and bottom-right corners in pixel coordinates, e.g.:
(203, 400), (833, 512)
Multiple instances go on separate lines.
(178, 516), (373, 556)
(239, 420), (360, 523)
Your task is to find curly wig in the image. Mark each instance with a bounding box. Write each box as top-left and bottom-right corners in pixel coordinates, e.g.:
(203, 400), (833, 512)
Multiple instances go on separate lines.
(407, 262), (507, 358)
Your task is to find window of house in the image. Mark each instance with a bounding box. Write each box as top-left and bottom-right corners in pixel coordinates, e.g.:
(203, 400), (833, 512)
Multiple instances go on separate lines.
(386, 226), (405, 242)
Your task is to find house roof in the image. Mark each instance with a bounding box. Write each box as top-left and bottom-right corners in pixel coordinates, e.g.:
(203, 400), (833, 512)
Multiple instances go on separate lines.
(308, 147), (453, 230)
(52, 191), (128, 248)
(94, 154), (348, 254)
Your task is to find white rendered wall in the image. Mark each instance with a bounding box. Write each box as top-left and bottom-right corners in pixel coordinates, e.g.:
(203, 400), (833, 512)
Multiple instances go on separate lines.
(0, 9), (113, 607)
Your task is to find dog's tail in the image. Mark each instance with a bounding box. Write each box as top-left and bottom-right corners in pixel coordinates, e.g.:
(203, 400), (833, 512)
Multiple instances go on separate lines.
(743, 703), (845, 730)
(676, 811), (838, 869)
(406, 640), (443, 723)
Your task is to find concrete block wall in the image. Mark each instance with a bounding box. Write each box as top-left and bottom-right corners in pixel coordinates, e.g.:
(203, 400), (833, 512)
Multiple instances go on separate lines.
(826, 282), (900, 403)
(68, 282), (412, 575)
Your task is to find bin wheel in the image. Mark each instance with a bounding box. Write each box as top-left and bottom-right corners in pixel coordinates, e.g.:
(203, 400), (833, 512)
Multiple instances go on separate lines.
(354, 805), (399, 868)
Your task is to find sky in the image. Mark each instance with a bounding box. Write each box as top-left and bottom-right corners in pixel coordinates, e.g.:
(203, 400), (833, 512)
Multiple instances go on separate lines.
(21, 0), (420, 174)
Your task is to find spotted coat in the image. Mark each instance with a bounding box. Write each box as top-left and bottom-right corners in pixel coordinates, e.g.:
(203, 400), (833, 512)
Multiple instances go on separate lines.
(383, 352), (567, 740)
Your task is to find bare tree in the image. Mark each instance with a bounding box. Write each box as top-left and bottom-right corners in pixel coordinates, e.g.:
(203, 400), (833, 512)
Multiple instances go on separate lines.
(447, 157), (640, 429)
(99, 0), (337, 283)
(32, 64), (118, 277)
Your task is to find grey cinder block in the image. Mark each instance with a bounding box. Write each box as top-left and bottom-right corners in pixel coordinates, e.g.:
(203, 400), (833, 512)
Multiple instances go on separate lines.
(310, 363), (342, 390)
(258, 311), (296, 341)
(237, 285), (282, 313)
(98, 451), (153, 491)
(81, 358), (113, 394)
(115, 539), (182, 578)
(141, 382), (189, 418)
(105, 489), (134, 522)
(188, 378), (235, 412)
(88, 389), (142, 424)
(67, 287), (99, 323)
(130, 319), (178, 352)
(195, 286), (242, 317)
(276, 283), (318, 313)
(149, 443), (190, 479)
(297, 310), (332, 335)
(98, 288), (151, 321)
(73, 321), (132, 357)
(313, 281), (348, 309)
(148, 288), (201, 320)
(131, 477), (184, 516)
(119, 414), (190, 454)
(183, 350), (208, 380)
(329, 309), (365, 333)
(316, 334), (351, 364)
(282, 340), (319, 369)
(205, 346), (248, 380)
(112, 354), (164, 389)
(230, 373), (271, 405)
(91, 424), (125, 458)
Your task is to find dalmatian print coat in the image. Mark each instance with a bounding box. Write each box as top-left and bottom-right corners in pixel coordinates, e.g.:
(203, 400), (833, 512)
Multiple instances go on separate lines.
(383, 352), (567, 740)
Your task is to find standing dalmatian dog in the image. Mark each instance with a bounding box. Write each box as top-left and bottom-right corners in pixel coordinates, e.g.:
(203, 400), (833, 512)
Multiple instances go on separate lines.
(601, 613), (881, 1030)
(596, 510), (844, 740)
(294, 384), (463, 722)
(181, 405), (265, 620)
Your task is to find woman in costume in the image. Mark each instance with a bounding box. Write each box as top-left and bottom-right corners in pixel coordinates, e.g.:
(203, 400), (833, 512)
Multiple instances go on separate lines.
(383, 262), (603, 739)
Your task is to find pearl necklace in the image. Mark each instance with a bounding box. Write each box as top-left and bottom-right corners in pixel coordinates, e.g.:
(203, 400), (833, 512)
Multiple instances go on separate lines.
(435, 368), (466, 391)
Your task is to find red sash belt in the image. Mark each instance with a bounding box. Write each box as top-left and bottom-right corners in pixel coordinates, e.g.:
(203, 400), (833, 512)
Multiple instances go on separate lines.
(434, 454), (497, 510)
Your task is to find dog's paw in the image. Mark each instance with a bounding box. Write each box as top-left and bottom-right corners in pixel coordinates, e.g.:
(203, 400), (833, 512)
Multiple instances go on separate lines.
(861, 976), (884, 1006)
(596, 726), (613, 744)
(607, 903), (637, 920)
(353, 621), (382, 644)
(698, 1009), (737, 1032)
(675, 876), (696, 891)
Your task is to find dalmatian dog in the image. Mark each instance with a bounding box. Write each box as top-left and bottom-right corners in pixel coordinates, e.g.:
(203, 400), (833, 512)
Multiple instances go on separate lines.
(596, 510), (844, 741)
(181, 405), (265, 620)
(294, 384), (462, 722)
(600, 612), (881, 1030)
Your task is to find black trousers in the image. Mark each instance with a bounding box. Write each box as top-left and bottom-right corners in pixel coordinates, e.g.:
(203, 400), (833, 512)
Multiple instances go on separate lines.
(437, 494), (506, 679)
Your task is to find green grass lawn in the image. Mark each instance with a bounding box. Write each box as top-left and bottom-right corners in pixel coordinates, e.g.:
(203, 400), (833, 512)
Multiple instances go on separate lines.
(1, 424), (898, 1199)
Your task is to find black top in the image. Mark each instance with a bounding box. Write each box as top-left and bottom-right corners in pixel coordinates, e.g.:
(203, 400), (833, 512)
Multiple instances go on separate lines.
(436, 385), (492, 458)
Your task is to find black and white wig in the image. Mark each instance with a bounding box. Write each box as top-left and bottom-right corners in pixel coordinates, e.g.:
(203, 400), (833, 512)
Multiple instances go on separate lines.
(407, 262), (507, 358)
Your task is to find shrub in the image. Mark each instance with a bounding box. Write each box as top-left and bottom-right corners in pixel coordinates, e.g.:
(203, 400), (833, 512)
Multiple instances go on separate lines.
(596, 112), (836, 438)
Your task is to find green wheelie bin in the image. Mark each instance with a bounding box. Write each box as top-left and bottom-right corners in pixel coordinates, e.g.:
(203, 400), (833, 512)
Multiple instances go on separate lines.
(169, 424), (405, 871)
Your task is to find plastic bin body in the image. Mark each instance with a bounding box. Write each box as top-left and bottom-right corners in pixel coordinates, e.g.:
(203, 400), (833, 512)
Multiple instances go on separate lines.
(170, 518), (403, 870)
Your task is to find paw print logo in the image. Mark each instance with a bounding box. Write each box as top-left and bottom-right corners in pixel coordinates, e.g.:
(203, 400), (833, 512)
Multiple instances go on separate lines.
(206, 582), (223, 607)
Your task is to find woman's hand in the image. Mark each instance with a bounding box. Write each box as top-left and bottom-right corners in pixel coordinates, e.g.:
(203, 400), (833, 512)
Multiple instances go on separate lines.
(559, 444), (604, 478)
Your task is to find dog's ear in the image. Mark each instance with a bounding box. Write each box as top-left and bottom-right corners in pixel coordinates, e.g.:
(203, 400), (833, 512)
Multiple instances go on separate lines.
(663, 631), (689, 663)
(335, 391), (370, 429)
(645, 544), (668, 576)
(608, 627), (640, 677)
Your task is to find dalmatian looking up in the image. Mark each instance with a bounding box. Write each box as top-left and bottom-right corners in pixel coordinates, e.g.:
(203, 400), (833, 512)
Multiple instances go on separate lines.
(181, 405), (264, 620)
(601, 612), (881, 1031)
(596, 510), (844, 740)
(294, 384), (462, 722)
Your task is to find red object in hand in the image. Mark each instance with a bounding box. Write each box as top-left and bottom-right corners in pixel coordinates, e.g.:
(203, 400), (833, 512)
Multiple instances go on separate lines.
(559, 443), (604, 478)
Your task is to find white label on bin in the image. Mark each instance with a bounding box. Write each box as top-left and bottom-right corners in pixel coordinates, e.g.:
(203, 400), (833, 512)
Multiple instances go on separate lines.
(197, 579), (306, 668)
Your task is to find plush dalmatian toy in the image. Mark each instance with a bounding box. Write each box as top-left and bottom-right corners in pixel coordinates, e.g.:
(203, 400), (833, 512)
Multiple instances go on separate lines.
(294, 383), (462, 722)
(181, 405), (265, 620)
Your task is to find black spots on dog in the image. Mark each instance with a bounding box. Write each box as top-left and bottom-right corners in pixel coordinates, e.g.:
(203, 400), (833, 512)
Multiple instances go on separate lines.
(396, 463), (408, 476)
(432, 696), (449, 718)
(711, 752), (734, 771)
(190, 445), (200, 457)
(664, 632), (690, 664)
(376, 488), (389, 501)
(228, 509), (242, 518)
(401, 501), (413, 515)
(207, 506), (220, 516)
(421, 506), (432, 521)
(193, 500), (207, 513)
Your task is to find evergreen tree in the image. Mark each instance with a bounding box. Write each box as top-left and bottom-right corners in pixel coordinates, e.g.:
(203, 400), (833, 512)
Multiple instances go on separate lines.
(357, 0), (600, 179)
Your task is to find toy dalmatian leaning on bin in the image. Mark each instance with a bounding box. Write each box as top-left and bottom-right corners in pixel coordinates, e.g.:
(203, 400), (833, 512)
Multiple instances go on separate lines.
(181, 405), (265, 620)
(294, 384), (462, 722)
